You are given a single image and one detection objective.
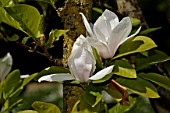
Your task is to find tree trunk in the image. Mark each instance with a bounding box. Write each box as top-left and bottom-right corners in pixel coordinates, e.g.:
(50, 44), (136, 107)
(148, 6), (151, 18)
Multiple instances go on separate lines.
(57, 0), (93, 112)
(115, 0), (148, 28)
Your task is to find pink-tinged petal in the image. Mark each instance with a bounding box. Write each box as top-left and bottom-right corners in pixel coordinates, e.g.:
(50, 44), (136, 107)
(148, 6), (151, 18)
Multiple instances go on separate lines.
(94, 9), (119, 42)
(0, 53), (12, 81)
(109, 17), (132, 57)
(80, 13), (93, 36)
(38, 73), (75, 82)
(89, 65), (114, 80)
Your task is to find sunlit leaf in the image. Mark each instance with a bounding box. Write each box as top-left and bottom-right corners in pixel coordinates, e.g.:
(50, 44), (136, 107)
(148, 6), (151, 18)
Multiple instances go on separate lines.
(130, 17), (141, 27)
(92, 7), (103, 13)
(0, 7), (25, 32)
(139, 27), (162, 35)
(3, 69), (21, 99)
(138, 73), (170, 90)
(113, 36), (157, 59)
(5, 4), (41, 40)
(135, 50), (170, 71)
(116, 77), (160, 98)
(32, 101), (61, 113)
(111, 60), (136, 78)
(0, 0), (15, 7)
(22, 37), (30, 44)
(46, 29), (69, 46)
(18, 110), (38, 113)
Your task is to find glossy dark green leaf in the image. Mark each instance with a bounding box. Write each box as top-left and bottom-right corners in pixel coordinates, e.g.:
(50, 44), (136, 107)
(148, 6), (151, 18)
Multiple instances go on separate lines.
(135, 50), (170, 71)
(138, 73), (170, 90)
(139, 27), (162, 35)
(109, 96), (137, 113)
(5, 4), (41, 39)
(32, 101), (61, 113)
(113, 36), (157, 59)
(116, 77), (159, 98)
(104, 87), (122, 100)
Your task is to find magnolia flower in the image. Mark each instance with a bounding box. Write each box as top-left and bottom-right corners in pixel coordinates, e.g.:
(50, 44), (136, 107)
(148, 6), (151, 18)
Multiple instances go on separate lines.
(80, 9), (141, 59)
(0, 53), (13, 81)
(38, 35), (114, 83)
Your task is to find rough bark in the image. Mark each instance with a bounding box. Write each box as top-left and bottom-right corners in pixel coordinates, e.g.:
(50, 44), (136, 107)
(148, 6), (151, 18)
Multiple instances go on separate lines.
(115, 0), (148, 28)
(57, 0), (93, 112)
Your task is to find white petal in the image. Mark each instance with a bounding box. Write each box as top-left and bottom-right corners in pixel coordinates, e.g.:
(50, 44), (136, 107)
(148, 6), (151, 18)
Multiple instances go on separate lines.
(89, 65), (114, 80)
(126, 26), (141, 40)
(80, 13), (93, 36)
(109, 17), (132, 57)
(38, 73), (75, 82)
(87, 37), (111, 59)
(0, 53), (13, 81)
(94, 9), (119, 42)
(20, 74), (29, 79)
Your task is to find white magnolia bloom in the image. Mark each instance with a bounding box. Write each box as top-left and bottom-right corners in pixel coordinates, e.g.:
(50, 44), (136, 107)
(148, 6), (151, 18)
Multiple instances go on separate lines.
(80, 9), (141, 59)
(38, 35), (114, 83)
(0, 53), (13, 81)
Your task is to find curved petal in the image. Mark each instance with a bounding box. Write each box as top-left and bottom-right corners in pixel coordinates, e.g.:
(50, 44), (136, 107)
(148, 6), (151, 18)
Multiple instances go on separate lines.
(109, 17), (132, 57)
(80, 13), (93, 36)
(38, 73), (75, 82)
(89, 65), (114, 80)
(125, 26), (141, 42)
(68, 35), (96, 83)
(94, 9), (119, 42)
(0, 53), (13, 81)
(87, 36), (112, 59)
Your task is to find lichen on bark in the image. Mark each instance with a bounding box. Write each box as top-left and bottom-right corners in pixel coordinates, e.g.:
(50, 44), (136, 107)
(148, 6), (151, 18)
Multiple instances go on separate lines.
(57, 0), (93, 112)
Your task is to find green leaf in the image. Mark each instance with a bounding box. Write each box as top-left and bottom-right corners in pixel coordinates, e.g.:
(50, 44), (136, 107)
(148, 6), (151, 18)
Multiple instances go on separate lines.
(5, 4), (41, 39)
(92, 7), (103, 13)
(92, 48), (103, 71)
(135, 50), (170, 71)
(3, 69), (21, 99)
(139, 27), (162, 35)
(35, 66), (70, 80)
(112, 60), (136, 78)
(79, 94), (103, 112)
(46, 29), (69, 46)
(32, 101), (61, 113)
(104, 87), (122, 100)
(113, 36), (157, 59)
(138, 73), (170, 90)
(109, 96), (137, 113)
(130, 17), (141, 27)
(116, 77), (160, 98)
(7, 34), (19, 41)
(0, 7), (25, 32)
(22, 37), (30, 44)
(18, 110), (38, 113)
(0, 0), (15, 7)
